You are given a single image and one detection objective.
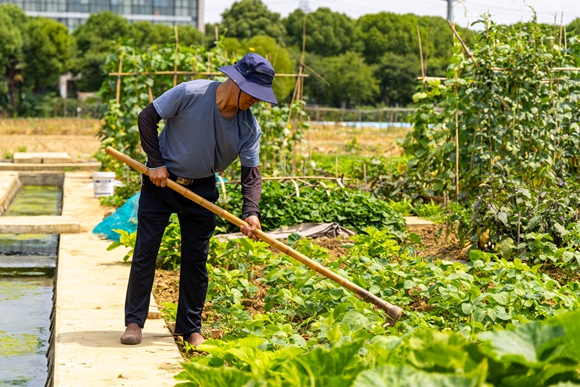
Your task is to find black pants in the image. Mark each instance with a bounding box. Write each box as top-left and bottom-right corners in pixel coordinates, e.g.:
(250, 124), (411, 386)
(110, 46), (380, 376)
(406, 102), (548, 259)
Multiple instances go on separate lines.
(124, 173), (218, 338)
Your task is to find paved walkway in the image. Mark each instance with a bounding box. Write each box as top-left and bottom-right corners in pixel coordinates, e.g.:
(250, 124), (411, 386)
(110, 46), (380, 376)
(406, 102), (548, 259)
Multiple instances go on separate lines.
(53, 172), (183, 386)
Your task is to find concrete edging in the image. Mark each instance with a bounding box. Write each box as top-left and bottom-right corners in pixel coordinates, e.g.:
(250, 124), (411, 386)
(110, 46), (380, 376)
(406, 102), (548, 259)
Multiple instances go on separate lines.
(51, 172), (183, 386)
(0, 172), (21, 216)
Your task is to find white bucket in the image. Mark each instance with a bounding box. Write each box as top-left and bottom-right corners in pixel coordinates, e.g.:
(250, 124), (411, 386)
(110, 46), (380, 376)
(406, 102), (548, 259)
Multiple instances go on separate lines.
(92, 172), (116, 197)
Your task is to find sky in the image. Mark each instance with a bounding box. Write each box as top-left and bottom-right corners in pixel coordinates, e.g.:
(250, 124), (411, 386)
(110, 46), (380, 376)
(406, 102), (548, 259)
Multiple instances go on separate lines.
(204, 0), (580, 28)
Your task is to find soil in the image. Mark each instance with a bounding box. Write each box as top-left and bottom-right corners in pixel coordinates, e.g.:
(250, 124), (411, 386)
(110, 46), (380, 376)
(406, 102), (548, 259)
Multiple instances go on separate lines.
(152, 224), (463, 322)
(412, 224), (464, 260)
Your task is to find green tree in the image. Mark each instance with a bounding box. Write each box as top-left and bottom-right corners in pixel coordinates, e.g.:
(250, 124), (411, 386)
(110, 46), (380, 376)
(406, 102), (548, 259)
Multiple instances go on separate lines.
(223, 35), (296, 102)
(0, 3), (27, 112)
(375, 53), (421, 106)
(72, 11), (130, 91)
(176, 25), (204, 47)
(304, 52), (378, 107)
(283, 8), (362, 57)
(129, 23), (203, 47)
(220, 0), (286, 42)
(567, 17), (580, 36)
(23, 17), (71, 93)
(357, 12), (458, 65)
(357, 12), (418, 64)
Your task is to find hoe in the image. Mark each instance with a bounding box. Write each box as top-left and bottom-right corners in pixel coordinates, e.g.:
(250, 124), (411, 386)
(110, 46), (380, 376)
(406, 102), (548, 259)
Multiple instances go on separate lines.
(106, 146), (403, 326)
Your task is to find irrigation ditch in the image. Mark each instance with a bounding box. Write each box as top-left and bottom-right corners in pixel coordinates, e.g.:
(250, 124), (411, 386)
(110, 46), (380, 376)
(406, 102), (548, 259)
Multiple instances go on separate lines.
(0, 172), (64, 386)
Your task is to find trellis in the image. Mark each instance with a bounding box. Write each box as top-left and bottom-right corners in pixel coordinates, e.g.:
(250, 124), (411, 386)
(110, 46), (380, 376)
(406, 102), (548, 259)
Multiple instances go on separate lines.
(406, 14), (580, 200)
(97, 29), (316, 188)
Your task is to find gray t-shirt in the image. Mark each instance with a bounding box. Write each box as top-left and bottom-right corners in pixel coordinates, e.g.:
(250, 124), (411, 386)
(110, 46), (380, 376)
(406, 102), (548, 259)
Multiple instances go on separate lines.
(153, 80), (261, 179)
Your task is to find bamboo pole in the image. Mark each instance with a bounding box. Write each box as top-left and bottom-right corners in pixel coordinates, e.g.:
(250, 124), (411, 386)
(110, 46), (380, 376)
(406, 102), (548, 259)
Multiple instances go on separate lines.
(455, 110), (460, 197)
(363, 163), (367, 189)
(425, 26), (430, 75)
(446, 19), (478, 67)
(109, 71), (308, 77)
(417, 25), (425, 78)
(173, 25), (179, 87)
(190, 55), (197, 81)
(559, 11), (564, 47)
(115, 53), (124, 104)
(105, 146), (403, 325)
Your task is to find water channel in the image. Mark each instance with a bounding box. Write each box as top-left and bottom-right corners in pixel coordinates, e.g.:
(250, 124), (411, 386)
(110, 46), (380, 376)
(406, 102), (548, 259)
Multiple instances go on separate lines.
(0, 185), (61, 386)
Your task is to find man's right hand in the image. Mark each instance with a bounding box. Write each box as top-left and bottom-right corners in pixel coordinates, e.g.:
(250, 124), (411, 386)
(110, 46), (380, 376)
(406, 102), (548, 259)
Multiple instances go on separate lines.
(149, 166), (169, 187)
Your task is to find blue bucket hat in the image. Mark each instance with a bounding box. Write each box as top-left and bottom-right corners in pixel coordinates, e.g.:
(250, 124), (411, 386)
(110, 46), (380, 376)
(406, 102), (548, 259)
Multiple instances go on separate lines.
(218, 53), (277, 104)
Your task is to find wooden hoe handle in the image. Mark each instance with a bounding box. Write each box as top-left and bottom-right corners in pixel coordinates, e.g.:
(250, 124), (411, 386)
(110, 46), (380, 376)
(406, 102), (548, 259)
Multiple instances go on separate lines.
(105, 147), (403, 325)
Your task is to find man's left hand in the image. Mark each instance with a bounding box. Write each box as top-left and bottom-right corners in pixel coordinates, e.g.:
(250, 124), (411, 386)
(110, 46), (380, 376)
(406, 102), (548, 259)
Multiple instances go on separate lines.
(240, 216), (261, 241)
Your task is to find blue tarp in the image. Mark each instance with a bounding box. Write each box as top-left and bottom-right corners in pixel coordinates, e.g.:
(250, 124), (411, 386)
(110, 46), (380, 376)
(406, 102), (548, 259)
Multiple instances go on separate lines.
(92, 174), (227, 241)
(93, 192), (140, 241)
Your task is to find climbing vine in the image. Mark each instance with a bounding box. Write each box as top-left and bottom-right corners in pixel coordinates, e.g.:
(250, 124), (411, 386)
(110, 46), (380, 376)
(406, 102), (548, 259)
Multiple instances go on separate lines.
(96, 37), (307, 179)
(405, 15), (580, 198)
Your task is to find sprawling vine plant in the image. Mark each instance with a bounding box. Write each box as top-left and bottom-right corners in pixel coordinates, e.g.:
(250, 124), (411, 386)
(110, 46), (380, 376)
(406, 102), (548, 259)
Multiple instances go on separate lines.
(406, 15), (580, 198)
(96, 37), (307, 180)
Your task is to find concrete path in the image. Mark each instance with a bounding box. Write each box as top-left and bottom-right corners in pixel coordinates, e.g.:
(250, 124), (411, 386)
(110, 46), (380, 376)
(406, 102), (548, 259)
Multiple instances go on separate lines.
(0, 215), (79, 234)
(404, 216), (434, 228)
(52, 172), (183, 386)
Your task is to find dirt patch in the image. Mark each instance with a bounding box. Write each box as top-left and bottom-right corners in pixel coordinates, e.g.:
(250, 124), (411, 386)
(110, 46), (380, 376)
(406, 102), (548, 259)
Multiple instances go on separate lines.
(542, 266), (580, 285)
(311, 237), (349, 259)
(412, 225), (464, 260)
(152, 227), (462, 316)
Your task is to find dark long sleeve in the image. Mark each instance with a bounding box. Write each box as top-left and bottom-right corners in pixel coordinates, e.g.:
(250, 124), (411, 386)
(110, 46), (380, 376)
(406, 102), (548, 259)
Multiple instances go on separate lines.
(241, 165), (262, 217)
(138, 103), (164, 168)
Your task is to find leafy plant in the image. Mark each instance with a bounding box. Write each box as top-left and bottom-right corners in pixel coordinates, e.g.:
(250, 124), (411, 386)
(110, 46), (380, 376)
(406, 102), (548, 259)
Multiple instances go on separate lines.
(414, 200), (445, 222)
(175, 310), (580, 386)
(467, 177), (580, 266)
(406, 15), (580, 199)
(217, 180), (406, 236)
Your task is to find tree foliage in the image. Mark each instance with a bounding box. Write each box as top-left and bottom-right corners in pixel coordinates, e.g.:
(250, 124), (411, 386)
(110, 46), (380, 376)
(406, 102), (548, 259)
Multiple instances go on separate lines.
(0, 3), (27, 111)
(23, 18), (71, 93)
(306, 52), (378, 107)
(375, 53), (421, 106)
(129, 22), (203, 48)
(220, 0), (286, 42)
(72, 11), (130, 91)
(284, 8), (362, 57)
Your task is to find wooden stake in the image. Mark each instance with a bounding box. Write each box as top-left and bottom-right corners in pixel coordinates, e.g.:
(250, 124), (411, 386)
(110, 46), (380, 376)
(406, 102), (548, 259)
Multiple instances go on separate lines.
(286, 16), (307, 128)
(425, 26), (430, 75)
(446, 19), (478, 68)
(109, 70), (307, 77)
(190, 55), (197, 81)
(455, 110), (460, 197)
(560, 11), (564, 46)
(207, 52), (211, 78)
(389, 150), (393, 180)
(173, 25), (179, 87)
(417, 25), (425, 78)
(147, 50), (154, 103)
(363, 163), (367, 189)
(115, 53), (124, 104)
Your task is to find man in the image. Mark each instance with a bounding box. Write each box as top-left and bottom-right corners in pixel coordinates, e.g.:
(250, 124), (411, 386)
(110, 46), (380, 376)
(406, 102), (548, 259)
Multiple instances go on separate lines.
(120, 53), (276, 346)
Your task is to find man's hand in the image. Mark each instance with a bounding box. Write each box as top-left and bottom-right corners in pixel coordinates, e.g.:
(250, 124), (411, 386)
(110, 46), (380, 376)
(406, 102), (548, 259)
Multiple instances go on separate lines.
(149, 166), (169, 187)
(240, 216), (261, 241)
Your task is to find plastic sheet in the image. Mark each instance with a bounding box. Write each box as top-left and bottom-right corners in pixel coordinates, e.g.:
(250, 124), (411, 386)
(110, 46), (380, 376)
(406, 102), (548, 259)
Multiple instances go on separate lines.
(93, 192), (140, 241)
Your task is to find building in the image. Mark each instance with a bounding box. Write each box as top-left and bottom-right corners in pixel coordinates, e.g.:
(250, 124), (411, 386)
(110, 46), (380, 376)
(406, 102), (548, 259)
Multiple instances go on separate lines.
(0, 0), (204, 31)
